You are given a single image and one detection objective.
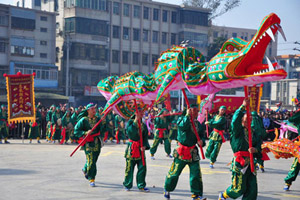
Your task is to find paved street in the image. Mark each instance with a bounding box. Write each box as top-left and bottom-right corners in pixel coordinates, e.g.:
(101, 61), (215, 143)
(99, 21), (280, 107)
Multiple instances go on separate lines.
(0, 140), (299, 200)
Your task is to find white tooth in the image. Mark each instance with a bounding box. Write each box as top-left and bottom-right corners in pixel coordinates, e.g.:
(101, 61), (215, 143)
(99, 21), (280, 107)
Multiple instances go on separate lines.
(260, 35), (263, 39)
(263, 32), (266, 37)
(278, 26), (287, 41)
(275, 24), (279, 27)
(271, 25), (275, 29)
(266, 56), (275, 71)
(258, 39), (260, 42)
(266, 69), (269, 72)
(266, 28), (275, 42)
(254, 72), (256, 75)
(255, 42), (257, 45)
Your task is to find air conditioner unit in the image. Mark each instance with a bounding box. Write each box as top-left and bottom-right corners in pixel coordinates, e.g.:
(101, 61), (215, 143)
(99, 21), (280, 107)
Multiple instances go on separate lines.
(123, 35), (129, 40)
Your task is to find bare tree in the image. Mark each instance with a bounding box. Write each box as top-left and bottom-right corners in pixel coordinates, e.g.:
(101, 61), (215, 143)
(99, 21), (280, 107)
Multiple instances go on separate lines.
(182, 0), (241, 20)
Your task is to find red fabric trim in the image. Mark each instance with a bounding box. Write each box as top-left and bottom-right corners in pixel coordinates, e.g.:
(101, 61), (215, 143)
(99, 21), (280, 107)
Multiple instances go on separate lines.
(213, 128), (226, 143)
(129, 139), (141, 158)
(116, 130), (120, 143)
(60, 128), (66, 144)
(261, 152), (270, 161)
(176, 142), (195, 160)
(234, 151), (250, 167)
(157, 128), (166, 138)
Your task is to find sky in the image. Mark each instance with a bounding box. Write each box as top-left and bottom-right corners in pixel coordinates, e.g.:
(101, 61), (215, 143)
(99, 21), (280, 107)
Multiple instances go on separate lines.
(2, 0), (300, 56)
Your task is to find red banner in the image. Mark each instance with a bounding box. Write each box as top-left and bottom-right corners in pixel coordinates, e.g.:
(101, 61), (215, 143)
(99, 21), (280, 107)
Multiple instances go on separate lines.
(200, 95), (244, 114)
(4, 72), (36, 124)
(249, 84), (263, 113)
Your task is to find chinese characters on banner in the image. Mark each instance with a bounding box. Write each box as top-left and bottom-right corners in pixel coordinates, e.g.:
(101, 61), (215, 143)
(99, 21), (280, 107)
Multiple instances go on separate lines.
(200, 95), (244, 114)
(4, 72), (36, 124)
(248, 84), (264, 113)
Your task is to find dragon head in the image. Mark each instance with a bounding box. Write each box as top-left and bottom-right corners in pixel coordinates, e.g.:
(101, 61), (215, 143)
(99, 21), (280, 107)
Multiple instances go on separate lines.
(208, 13), (287, 87)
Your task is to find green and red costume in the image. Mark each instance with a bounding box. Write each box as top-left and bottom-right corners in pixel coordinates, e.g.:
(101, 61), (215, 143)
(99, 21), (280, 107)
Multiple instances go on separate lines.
(123, 115), (150, 190)
(115, 114), (126, 144)
(0, 107), (8, 143)
(150, 109), (171, 156)
(74, 108), (101, 183)
(222, 105), (262, 200)
(28, 109), (42, 141)
(284, 111), (300, 187)
(104, 111), (115, 142)
(51, 108), (63, 141)
(164, 111), (206, 197)
(205, 114), (226, 164)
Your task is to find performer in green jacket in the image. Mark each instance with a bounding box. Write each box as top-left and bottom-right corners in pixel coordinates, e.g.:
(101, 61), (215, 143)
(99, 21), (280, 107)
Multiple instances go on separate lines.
(74, 103), (101, 187)
(70, 108), (80, 143)
(219, 98), (262, 200)
(205, 106), (227, 168)
(123, 109), (150, 192)
(104, 111), (115, 143)
(251, 111), (268, 173)
(51, 106), (63, 143)
(169, 109), (179, 142)
(164, 104), (206, 200)
(115, 114), (126, 144)
(61, 109), (74, 144)
(150, 108), (172, 159)
(283, 110), (300, 191)
(46, 105), (55, 142)
(0, 105), (9, 144)
(28, 107), (42, 143)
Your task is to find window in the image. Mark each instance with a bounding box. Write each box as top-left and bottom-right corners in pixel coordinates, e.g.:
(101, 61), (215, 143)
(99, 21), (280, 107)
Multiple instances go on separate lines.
(40, 40), (47, 45)
(152, 31), (159, 43)
(142, 54), (148, 66)
(162, 10), (168, 22)
(153, 8), (159, 21)
(132, 52), (139, 65)
(70, 42), (107, 61)
(171, 11), (177, 23)
(113, 26), (120, 38)
(123, 4), (130, 17)
(0, 42), (6, 53)
(122, 51), (129, 64)
(133, 28), (140, 41)
(11, 17), (35, 30)
(143, 7), (149, 19)
(0, 15), (8, 26)
(50, 70), (58, 80)
(171, 33), (176, 45)
(269, 48), (272, 56)
(180, 10), (209, 26)
(11, 45), (34, 56)
(213, 31), (218, 38)
(143, 29), (148, 42)
(152, 55), (159, 65)
(40, 16), (47, 21)
(113, 2), (120, 15)
(40, 27), (47, 32)
(162, 32), (167, 44)
(232, 32), (237, 37)
(40, 53), (47, 58)
(123, 27), (130, 40)
(133, 5), (140, 18)
(112, 50), (120, 63)
(65, 17), (108, 36)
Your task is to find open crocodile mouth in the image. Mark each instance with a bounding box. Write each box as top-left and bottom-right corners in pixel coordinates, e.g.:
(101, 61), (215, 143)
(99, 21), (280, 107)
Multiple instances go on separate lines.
(226, 13), (287, 79)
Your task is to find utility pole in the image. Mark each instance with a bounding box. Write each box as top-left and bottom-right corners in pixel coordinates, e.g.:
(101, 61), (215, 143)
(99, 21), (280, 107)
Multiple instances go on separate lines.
(66, 34), (70, 97)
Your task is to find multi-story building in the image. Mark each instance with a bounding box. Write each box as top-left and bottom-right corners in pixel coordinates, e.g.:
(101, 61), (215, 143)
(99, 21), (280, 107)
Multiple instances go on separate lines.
(0, 3), (59, 103)
(35, 0), (211, 106)
(270, 54), (300, 110)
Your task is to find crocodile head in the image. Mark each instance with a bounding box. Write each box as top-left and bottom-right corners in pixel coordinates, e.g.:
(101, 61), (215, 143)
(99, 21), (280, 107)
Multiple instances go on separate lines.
(207, 13), (287, 88)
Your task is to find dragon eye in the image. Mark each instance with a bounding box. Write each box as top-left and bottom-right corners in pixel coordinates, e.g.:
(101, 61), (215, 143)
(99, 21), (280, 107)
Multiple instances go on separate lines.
(226, 45), (235, 51)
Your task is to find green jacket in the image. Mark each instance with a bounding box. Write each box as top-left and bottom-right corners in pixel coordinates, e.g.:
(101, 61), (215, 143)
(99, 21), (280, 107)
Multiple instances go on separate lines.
(115, 114), (125, 132)
(288, 111), (300, 135)
(177, 114), (206, 147)
(208, 114), (226, 140)
(0, 110), (7, 128)
(125, 116), (150, 160)
(230, 106), (262, 168)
